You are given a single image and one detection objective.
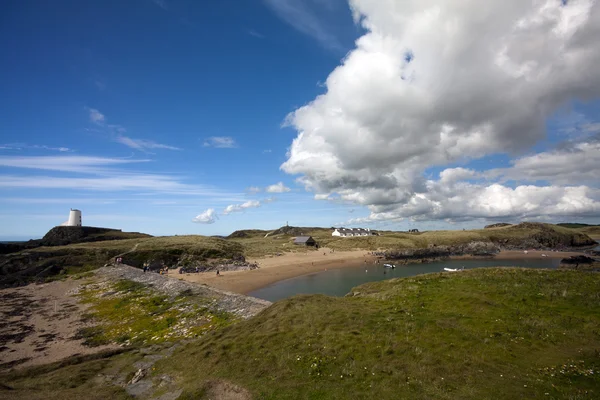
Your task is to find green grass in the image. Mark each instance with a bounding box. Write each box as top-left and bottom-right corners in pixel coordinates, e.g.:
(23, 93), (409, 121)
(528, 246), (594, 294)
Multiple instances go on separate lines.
(231, 223), (596, 256)
(0, 349), (137, 400)
(76, 279), (234, 346)
(2, 268), (599, 399)
(155, 268), (600, 399)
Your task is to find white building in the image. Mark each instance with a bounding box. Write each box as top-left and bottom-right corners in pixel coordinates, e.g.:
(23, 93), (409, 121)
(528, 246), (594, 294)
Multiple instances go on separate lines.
(61, 209), (82, 227)
(332, 228), (377, 237)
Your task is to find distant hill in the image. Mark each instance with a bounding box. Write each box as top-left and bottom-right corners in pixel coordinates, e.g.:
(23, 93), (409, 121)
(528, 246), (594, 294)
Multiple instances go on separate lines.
(0, 226), (152, 255)
(557, 223), (600, 229)
(484, 223), (512, 229)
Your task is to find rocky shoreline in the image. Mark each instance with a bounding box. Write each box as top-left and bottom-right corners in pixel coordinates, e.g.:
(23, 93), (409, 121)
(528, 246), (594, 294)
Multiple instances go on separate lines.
(96, 265), (271, 319)
(374, 240), (598, 264)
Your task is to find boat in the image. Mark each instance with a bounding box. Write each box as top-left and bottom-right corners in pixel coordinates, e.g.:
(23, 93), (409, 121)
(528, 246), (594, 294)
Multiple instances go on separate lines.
(443, 267), (465, 272)
(383, 263), (396, 269)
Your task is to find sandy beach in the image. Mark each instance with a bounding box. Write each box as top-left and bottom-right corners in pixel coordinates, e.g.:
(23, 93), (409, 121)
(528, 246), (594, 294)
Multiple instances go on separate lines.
(170, 248), (587, 295)
(170, 248), (373, 295)
(0, 278), (117, 370)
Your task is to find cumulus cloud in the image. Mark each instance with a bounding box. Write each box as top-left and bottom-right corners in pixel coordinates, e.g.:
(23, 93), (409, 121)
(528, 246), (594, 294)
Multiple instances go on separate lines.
(115, 136), (180, 152)
(192, 208), (217, 224)
(203, 136), (237, 148)
(265, 182), (291, 193)
(222, 200), (262, 215)
(221, 198), (275, 216)
(281, 0), (600, 223)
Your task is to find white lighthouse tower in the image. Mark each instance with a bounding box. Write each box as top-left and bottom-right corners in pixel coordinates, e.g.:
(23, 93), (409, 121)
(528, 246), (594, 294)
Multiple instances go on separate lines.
(61, 209), (82, 227)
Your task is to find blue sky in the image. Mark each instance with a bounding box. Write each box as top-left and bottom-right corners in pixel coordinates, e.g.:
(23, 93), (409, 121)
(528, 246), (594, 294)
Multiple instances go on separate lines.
(1, 0), (600, 240)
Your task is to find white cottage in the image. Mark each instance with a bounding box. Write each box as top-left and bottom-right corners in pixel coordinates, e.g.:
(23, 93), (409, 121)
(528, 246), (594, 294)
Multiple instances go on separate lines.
(332, 228), (377, 237)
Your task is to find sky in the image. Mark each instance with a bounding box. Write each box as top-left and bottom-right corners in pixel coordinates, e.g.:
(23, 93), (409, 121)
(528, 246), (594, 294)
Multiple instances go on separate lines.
(1, 0), (600, 240)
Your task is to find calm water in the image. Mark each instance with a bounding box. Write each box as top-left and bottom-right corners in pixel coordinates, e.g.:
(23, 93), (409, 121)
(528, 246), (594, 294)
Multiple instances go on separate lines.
(248, 258), (561, 302)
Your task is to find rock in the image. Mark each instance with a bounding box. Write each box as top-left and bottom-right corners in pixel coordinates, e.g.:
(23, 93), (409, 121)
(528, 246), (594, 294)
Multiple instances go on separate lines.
(484, 223), (512, 229)
(560, 255), (596, 265)
(128, 368), (145, 385)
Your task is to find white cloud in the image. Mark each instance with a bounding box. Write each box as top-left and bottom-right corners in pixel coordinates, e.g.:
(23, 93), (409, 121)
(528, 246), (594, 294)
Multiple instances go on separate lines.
(247, 186), (262, 194)
(0, 155), (237, 197)
(203, 136), (238, 148)
(263, 0), (343, 51)
(87, 108), (105, 125)
(222, 200), (262, 215)
(192, 208), (217, 224)
(0, 144), (71, 152)
(221, 197), (276, 215)
(282, 0), (600, 222)
(115, 136), (180, 152)
(0, 155), (146, 173)
(265, 182), (291, 193)
(263, 149), (272, 153)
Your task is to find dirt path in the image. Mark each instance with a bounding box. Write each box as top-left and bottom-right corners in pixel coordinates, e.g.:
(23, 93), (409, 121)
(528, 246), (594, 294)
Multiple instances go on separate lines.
(0, 278), (117, 371)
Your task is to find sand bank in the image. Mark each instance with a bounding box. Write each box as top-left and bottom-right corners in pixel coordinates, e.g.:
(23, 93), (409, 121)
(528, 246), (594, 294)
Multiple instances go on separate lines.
(170, 248), (586, 295)
(0, 279), (117, 370)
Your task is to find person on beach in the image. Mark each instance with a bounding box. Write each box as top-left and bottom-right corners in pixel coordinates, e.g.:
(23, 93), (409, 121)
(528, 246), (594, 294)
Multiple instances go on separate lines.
(216, 269), (220, 276)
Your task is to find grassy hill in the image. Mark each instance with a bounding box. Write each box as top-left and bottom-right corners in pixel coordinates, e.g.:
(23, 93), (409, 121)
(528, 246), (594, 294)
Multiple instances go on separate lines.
(3, 268), (599, 399)
(143, 268), (600, 399)
(2, 223), (596, 286)
(0, 235), (244, 287)
(230, 222), (597, 256)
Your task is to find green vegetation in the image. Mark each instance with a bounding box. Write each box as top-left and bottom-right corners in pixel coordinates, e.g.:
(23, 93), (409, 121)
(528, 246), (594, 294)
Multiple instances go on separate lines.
(0, 349), (137, 400)
(76, 279), (234, 346)
(2, 268), (600, 399)
(156, 268), (600, 399)
(2, 222), (596, 286)
(231, 222), (596, 256)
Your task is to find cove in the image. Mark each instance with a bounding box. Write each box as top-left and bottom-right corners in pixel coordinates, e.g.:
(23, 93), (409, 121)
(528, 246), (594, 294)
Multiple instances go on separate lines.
(248, 258), (561, 302)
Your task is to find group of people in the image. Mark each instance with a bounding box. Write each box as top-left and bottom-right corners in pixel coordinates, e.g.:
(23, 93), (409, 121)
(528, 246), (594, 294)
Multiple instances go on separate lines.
(141, 262), (170, 274)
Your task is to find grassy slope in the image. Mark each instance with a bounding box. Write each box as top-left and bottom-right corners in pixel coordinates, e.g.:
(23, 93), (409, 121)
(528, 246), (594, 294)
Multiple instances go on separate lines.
(2, 268), (599, 399)
(157, 268), (600, 399)
(231, 223), (596, 256)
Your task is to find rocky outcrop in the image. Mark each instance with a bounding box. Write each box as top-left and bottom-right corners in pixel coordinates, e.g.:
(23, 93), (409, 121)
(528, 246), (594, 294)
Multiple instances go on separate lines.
(484, 223), (512, 229)
(0, 227), (151, 255)
(487, 222), (596, 249)
(381, 241), (500, 261)
(96, 265), (271, 319)
(40, 226), (151, 247)
(0, 247), (124, 288)
(559, 255), (600, 271)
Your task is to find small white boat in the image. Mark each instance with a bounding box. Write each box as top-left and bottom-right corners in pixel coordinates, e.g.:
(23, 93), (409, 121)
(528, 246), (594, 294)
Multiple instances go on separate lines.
(541, 254), (548, 257)
(383, 263), (396, 269)
(444, 267), (465, 272)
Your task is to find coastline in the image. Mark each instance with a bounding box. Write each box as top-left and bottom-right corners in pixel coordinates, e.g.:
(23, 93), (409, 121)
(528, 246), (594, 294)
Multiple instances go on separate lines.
(170, 248), (586, 295)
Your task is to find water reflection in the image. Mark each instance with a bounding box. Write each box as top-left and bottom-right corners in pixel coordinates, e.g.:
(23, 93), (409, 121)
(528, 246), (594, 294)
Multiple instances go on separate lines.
(248, 258), (561, 302)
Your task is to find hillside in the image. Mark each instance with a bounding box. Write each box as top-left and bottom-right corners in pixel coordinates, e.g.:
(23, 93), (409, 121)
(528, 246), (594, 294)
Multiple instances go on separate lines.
(2, 223), (596, 287)
(557, 223), (600, 229)
(0, 235), (244, 288)
(2, 268), (599, 399)
(0, 226), (151, 255)
(229, 222), (597, 256)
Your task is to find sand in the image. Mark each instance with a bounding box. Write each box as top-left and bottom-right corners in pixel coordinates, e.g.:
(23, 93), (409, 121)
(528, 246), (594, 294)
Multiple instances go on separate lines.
(170, 247), (587, 295)
(0, 278), (117, 370)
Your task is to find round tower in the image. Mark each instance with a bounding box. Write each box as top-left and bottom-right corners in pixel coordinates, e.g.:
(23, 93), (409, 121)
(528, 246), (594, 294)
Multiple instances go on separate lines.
(66, 209), (82, 226)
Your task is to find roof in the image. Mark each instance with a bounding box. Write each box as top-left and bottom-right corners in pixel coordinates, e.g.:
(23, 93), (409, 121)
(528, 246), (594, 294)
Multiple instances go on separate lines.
(294, 236), (314, 243)
(335, 228), (372, 233)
